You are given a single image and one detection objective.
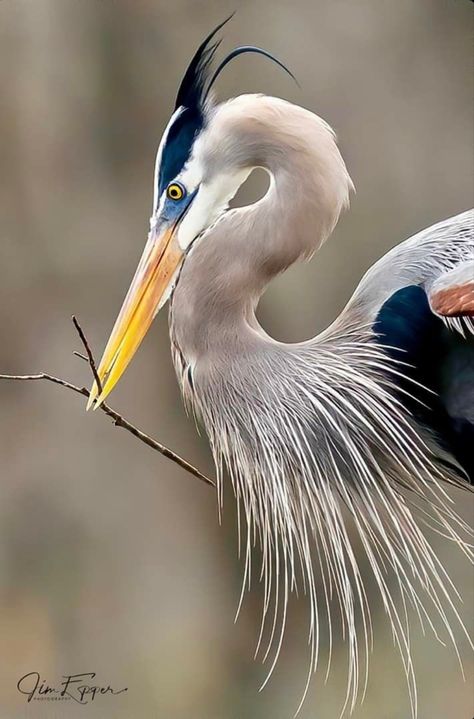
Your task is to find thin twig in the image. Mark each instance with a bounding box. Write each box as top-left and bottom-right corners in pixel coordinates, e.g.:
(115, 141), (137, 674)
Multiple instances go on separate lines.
(72, 314), (102, 394)
(0, 319), (215, 489)
(0, 371), (214, 488)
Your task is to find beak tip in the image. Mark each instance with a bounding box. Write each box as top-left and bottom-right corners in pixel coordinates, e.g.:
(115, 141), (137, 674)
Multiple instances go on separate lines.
(89, 390), (105, 411)
(86, 391), (98, 412)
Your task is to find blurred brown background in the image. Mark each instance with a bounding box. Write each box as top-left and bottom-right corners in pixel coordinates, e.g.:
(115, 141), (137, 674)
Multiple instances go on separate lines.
(0, 1), (473, 718)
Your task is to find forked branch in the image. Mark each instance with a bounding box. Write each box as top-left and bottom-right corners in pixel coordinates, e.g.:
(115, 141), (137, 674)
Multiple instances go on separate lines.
(0, 317), (215, 489)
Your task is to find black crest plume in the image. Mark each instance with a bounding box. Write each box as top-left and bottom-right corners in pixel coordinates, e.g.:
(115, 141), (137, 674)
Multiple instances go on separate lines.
(174, 15), (233, 112)
(157, 16), (296, 197)
(174, 14), (297, 114)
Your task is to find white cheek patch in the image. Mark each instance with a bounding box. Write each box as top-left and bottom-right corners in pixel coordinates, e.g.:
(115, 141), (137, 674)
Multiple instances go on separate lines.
(179, 151), (205, 194)
(177, 167), (252, 251)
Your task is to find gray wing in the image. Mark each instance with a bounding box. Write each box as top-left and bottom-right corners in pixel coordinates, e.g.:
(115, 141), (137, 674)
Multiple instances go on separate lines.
(347, 209), (474, 325)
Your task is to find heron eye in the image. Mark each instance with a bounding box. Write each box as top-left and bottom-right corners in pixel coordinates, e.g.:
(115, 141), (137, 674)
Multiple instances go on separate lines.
(166, 182), (186, 201)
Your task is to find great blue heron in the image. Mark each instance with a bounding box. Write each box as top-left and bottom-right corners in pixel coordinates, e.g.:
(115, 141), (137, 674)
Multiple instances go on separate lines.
(88, 19), (473, 715)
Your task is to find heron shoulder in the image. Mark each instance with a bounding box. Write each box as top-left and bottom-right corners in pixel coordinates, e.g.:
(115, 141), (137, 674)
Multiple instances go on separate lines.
(346, 208), (474, 323)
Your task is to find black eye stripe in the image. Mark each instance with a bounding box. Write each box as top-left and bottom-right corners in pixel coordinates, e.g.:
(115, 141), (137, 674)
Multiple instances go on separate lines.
(158, 109), (203, 196)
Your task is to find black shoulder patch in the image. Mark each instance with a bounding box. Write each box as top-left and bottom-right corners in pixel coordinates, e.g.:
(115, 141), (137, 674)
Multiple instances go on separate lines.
(375, 285), (474, 482)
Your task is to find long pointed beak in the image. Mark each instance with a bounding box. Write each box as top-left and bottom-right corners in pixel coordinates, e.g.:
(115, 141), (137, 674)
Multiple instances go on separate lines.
(87, 221), (183, 410)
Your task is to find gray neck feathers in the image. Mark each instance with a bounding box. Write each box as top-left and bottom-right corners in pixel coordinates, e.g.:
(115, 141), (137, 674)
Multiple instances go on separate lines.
(170, 94), (352, 364)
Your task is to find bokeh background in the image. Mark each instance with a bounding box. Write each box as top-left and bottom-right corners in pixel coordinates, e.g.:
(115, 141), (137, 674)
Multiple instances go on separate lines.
(0, 1), (473, 718)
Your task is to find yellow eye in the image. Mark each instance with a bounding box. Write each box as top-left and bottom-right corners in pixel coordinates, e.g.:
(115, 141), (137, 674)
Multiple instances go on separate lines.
(166, 182), (185, 201)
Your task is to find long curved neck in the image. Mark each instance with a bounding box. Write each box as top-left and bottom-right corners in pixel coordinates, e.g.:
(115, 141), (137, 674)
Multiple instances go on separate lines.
(170, 95), (352, 366)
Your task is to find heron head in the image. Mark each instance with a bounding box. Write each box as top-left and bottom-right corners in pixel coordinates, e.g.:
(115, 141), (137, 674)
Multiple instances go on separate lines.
(87, 18), (295, 409)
